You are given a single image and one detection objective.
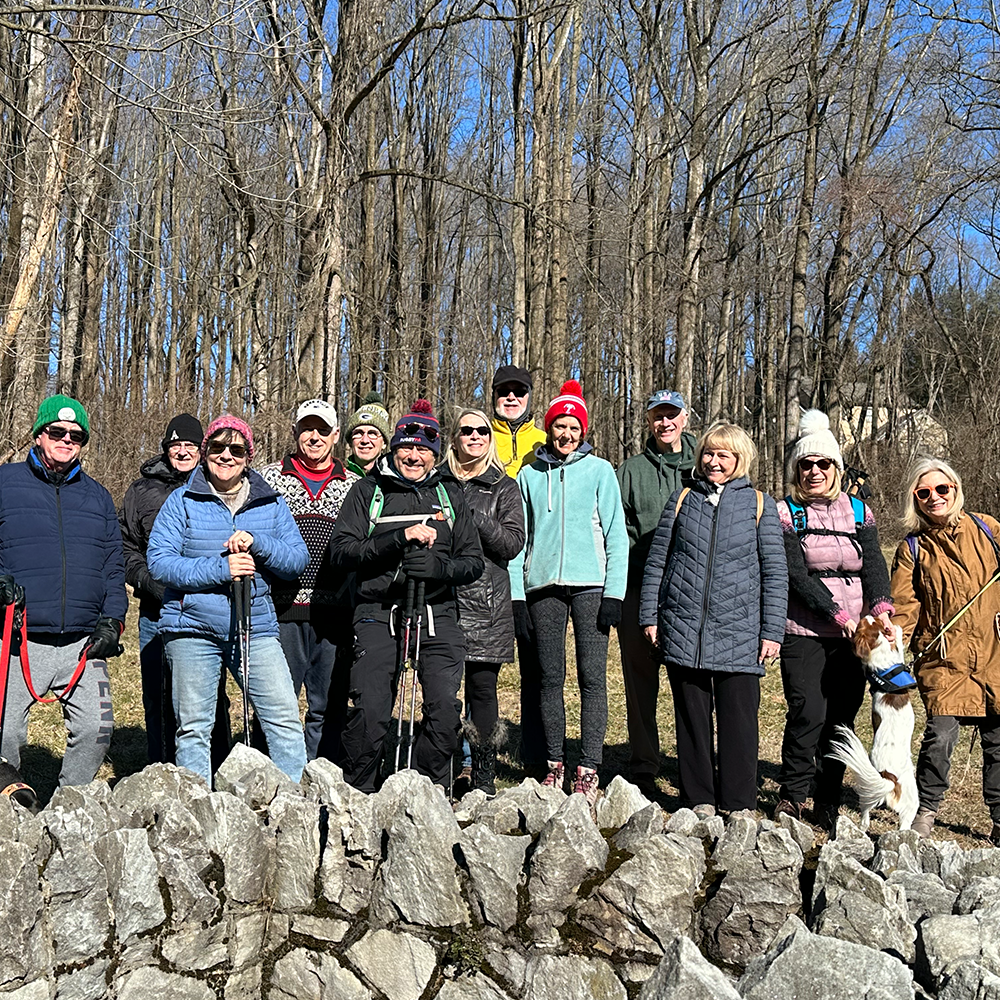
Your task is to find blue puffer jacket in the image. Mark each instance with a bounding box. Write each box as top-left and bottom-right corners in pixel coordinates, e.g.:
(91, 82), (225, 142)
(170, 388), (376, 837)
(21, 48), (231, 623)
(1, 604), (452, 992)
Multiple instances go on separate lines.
(0, 449), (127, 634)
(147, 466), (308, 640)
(639, 477), (787, 675)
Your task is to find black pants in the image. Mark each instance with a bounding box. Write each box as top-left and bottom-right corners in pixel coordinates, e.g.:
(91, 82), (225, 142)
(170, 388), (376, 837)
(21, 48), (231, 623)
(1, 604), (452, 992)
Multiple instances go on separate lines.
(617, 582), (662, 778)
(777, 633), (866, 805)
(465, 660), (501, 740)
(667, 664), (760, 812)
(517, 636), (545, 766)
(277, 620), (337, 761)
(917, 714), (1000, 823)
(340, 605), (465, 793)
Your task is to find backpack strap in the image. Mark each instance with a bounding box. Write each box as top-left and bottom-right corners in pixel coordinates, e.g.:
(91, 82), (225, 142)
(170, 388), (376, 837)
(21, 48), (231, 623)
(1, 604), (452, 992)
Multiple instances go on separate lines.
(970, 513), (1000, 569)
(755, 490), (763, 524)
(367, 484), (385, 537)
(674, 487), (691, 519)
(434, 483), (456, 529)
(784, 495), (807, 535)
(849, 495), (866, 526)
(906, 534), (919, 562)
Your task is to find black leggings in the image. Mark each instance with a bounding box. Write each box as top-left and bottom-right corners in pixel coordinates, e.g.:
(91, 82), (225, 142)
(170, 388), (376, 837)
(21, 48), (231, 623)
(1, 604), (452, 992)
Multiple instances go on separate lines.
(465, 660), (501, 740)
(528, 588), (608, 769)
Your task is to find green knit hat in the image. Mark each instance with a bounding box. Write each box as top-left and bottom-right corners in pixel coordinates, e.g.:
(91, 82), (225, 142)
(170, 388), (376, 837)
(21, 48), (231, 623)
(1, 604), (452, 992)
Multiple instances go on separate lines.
(345, 390), (391, 444)
(31, 395), (91, 443)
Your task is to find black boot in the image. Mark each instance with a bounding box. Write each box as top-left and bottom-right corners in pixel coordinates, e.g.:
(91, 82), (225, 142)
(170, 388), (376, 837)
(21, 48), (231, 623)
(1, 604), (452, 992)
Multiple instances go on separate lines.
(472, 745), (497, 796)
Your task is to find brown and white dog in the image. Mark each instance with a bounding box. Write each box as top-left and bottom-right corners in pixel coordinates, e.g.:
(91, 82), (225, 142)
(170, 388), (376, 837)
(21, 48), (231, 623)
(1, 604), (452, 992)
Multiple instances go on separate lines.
(827, 616), (919, 831)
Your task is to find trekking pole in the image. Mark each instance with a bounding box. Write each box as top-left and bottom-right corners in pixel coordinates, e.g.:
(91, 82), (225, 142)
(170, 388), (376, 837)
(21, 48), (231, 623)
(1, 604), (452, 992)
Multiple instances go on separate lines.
(394, 577), (417, 772)
(405, 580), (426, 771)
(234, 576), (253, 746)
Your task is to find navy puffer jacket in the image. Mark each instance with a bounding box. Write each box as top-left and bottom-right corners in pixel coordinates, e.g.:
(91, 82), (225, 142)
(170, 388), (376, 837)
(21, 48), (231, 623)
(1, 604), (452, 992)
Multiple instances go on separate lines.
(0, 449), (127, 634)
(147, 466), (308, 640)
(639, 477), (787, 675)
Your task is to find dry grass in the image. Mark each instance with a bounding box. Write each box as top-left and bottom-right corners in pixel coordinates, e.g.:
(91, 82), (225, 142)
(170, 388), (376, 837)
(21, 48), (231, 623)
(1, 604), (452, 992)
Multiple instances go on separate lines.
(18, 604), (995, 848)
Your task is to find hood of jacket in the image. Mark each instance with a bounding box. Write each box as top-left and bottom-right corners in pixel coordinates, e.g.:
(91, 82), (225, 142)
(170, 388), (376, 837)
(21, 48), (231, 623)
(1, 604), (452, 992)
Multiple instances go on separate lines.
(533, 440), (594, 468)
(184, 463), (278, 508)
(140, 453), (190, 486)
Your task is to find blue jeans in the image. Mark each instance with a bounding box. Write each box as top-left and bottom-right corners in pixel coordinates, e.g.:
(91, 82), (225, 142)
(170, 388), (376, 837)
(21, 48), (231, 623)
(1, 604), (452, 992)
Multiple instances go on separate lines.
(165, 635), (306, 785)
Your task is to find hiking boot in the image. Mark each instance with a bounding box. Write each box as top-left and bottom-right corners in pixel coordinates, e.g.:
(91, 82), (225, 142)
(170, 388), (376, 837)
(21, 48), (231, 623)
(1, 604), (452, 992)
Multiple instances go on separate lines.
(773, 799), (802, 822)
(452, 765), (473, 799)
(990, 823), (1000, 848)
(542, 761), (565, 790)
(471, 746), (497, 797)
(812, 800), (839, 834)
(692, 803), (716, 818)
(573, 766), (600, 806)
(912, 807), (937, 838)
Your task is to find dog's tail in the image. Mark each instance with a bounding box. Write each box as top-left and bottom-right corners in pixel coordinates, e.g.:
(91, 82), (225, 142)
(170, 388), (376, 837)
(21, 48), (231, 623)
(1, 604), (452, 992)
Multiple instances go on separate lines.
(826, 725), (898, 814)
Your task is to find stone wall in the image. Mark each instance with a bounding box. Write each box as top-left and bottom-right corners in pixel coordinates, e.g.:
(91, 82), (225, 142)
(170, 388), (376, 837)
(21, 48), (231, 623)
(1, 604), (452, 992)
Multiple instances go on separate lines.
(2, 745), (1000, 999)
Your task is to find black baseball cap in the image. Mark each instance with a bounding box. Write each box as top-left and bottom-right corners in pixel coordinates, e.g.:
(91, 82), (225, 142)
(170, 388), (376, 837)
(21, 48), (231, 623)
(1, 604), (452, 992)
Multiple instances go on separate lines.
(492, 365), (532, 392)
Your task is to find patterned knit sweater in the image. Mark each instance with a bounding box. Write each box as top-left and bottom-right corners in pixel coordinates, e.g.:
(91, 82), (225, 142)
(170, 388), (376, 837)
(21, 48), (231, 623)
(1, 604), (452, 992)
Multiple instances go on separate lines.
(260, 455), (359, 621)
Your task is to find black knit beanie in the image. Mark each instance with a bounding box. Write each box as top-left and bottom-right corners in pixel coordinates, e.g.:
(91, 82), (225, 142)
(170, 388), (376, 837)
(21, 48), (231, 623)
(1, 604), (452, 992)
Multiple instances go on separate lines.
(162, 413), (204, 452)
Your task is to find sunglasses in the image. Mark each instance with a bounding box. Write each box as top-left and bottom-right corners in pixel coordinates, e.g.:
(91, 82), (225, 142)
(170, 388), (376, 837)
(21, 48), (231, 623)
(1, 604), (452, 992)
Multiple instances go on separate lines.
(459, 425), (491, 438)
(351, 428), (382, 440)
(495, 384), (528, 398)
(43, 426), (87, 444)
(399, 422), (439, 442)
(206, 442), (247, 459)
(797, 458), (834, 472)
(299, 425), (334, 437)
(914, 483), (956, 500)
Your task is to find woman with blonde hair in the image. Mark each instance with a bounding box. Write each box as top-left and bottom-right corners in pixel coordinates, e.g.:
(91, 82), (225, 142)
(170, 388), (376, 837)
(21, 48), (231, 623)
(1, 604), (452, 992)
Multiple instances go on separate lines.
(440, 407), (525, 794)
(640, 422), (787, 814)
(891, 457), (1000, 842)
(772, 410), (894, 829)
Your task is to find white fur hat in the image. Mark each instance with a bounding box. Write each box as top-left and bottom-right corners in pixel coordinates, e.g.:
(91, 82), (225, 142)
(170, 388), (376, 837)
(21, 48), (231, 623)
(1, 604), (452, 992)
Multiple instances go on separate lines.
(788, 409), (843, 475)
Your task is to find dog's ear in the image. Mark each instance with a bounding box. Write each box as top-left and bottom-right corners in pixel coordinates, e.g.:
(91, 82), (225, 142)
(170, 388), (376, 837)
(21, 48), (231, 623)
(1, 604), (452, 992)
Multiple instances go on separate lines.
(853, 617), (883, 655)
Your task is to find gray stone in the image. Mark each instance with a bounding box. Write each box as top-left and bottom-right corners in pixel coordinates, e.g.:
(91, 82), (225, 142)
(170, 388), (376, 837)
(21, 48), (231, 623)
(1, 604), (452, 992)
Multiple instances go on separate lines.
(484, 941), (526, 993)
(739, 915), (915, 1000)
(832, 814), (875, 862)
(110, 764), (210, 820)
(161, 920), (228, 971)
(956, 876), (1000, 914)
(54, 959), (109, 1000)
(919, 909), (1000, 988)
(811, 843), (916, 962)
(224, 965), (261, 1000)
(458, 823), (530, 931)
(347, 929), (438, 1000)
(523, 955), (627, 1000)
(710, 812), (756, 871)
(371, 772), (467, 927)
(300, 755), (347, 797)
(316, 775), (378, 914)
(885, 870), (958, 924)
(881, 829), (922, 855)
(267, 791), (321, 911)
(613, 803), (665, 854)
(291, 915), (350, 942)
(148, 797), (212, 874)
(621, 963), (657, 983)
(453, 788), (491, 823)
(873, 841), (922, 878)
(5, 982), (52, 999)
(43, 832), (108, 964)
(918, 838), (964, 882)
(160, 854), (220, 926)
(595, 775), (652, 829)
(214, 743), (301, 807)
(116, 967), (214, 1000)
(229, 912), (267, 969)
(271, 947), (370, 1000)
(94, 828), (166, 942)
(474, 779), (565, 835)
(637, 935), (740, 999)
(527, 793), (609, 936)
(693, 814), (725, 844)
(777, 812), (816, 854)
(700, 827), (803, 967)
(436, 976), (511, 1000)
(44, 785), (121, 841)
(579, 833), (704, 955)
(940, 846), (1000, 893)
(939, 961), (1000, 1000)
(665, 808), (699, 836)
(190, 791), (268, 903)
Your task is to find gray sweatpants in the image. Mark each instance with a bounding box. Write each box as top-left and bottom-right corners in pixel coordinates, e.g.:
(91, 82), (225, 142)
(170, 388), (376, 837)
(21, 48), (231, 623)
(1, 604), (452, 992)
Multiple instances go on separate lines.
(0, 633), (113, 787)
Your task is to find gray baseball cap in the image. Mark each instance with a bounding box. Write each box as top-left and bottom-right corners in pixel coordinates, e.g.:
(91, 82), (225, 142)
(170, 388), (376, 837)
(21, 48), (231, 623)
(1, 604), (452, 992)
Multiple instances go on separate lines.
(646, 389), (686, 411)
(294, 399), (339, 429)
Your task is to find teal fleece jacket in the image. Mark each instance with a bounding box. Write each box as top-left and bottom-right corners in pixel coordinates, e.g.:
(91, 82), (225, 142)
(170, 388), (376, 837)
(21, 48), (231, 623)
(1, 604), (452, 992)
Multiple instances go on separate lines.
(509, 443), (628, 601)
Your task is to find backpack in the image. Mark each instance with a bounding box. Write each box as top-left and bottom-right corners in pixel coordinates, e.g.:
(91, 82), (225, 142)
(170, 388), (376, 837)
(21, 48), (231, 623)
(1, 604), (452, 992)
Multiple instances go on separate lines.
(674, 486), (764, 522)
(366, 481), (455, 537)
(906, 514), (1000, 568)
(784, 493), (866, 580)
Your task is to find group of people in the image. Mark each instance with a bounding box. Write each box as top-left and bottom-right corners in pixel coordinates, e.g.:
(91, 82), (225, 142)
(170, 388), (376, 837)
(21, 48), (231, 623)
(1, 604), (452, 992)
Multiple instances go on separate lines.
(1, 377), (999, 844)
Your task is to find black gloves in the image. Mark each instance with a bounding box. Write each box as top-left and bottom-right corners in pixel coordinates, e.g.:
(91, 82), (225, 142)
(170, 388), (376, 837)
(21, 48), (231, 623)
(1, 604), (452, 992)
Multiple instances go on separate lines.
(137, 567), (167, 603)
(402, 546), (445, 581)
(597, 597), (623, 634)
(0, 574), (25, 611)
(86, 617), (124, 660)
(513, 601), (533, 643)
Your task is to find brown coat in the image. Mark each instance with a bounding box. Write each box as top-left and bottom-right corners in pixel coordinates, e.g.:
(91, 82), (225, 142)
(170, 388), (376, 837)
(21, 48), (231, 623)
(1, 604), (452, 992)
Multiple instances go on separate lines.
(890, 512), (1000, 717)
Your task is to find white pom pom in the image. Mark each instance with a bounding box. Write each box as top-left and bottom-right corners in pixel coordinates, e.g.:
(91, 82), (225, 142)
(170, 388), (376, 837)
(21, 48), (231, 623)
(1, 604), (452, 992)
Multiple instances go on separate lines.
(798, 409), (830, 435)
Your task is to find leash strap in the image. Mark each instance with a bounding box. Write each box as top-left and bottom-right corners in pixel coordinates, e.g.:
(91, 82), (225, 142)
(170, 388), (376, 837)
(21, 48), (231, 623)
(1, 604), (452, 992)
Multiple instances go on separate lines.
(915, 570), (1000, 667)
(1, 604), (90, 705)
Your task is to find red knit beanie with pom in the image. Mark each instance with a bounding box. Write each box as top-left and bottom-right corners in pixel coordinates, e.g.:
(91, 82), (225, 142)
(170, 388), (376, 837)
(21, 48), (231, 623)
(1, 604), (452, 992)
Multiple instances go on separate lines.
(390, 398), (441, 455)
(544, 379), (588, 436)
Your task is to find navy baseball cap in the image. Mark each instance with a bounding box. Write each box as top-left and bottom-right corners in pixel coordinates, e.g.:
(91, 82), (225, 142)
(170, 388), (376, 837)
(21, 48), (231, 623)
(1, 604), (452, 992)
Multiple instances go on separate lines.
(646, 389), (686, 411)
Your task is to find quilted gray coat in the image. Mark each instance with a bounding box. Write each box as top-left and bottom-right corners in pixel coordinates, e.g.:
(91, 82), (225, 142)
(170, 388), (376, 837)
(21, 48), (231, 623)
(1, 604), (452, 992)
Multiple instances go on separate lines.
(639, 477), (787, 675)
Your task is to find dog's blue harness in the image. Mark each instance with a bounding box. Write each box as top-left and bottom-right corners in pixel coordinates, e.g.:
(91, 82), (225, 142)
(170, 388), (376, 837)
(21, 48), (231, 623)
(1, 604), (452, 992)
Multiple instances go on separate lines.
(868, 661), (918, 694)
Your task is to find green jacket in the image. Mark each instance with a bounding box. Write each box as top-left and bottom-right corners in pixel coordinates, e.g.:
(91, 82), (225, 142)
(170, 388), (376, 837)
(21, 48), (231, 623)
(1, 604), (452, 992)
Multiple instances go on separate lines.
(615, 431), (697, 583)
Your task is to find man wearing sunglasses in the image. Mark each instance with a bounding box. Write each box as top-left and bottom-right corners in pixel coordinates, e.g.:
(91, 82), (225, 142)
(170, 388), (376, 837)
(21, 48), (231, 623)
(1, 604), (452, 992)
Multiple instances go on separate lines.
(0, 395), (127, 789)
(329, 398), (484, 793)
(491, 365), (546, 478)
(261, 399), (358, 760)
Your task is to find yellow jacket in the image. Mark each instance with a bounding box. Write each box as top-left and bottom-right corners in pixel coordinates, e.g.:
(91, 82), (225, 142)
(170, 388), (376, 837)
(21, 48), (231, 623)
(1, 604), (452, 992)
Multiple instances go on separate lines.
(493, 417), (546, 478)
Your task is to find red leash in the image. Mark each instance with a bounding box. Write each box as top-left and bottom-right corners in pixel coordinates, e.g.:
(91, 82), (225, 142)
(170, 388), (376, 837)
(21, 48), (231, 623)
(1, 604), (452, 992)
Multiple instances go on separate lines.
(0, 603), (89, 705)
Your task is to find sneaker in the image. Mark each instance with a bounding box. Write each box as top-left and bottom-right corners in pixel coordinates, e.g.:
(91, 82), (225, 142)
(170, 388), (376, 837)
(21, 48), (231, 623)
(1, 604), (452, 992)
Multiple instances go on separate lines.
(912, 807), (936, 839)
(692, 803), (716, 817)
(542, 761), (565, 790)
(573, 766), (600, 806)
(773, 799), (802, 822)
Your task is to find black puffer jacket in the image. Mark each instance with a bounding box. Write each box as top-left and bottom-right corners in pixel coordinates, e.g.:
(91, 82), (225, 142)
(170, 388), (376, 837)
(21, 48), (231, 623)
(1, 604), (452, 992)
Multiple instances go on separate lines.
(119, 455), (188, 617)
(440, 465), (525, 662)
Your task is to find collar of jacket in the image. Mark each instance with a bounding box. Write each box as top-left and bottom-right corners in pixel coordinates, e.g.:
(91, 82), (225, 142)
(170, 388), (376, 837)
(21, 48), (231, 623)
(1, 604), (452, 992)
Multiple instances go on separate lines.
(141, 453), (189, 485)
(643, 430), (697, 470)
(438, 463), (503, 488)
(281, 452), (347, 482)
(27, 446), (82, 485)
(376, 454), (444, 491)
(535, 440), (593, 467)
(183, 464), (277, 507)
(690, 475), (751, 498)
